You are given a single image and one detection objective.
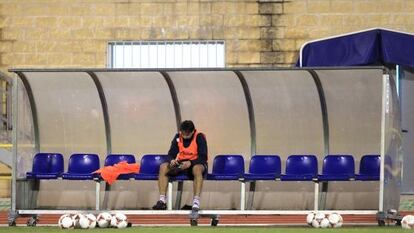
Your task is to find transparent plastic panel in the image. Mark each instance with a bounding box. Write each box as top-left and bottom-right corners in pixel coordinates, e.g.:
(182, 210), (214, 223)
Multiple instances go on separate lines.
(401, 70), (414, 193)
(22, 72), (106, 209)
(35, 181), (98, 209)
(103, 181), (160, 210)
(23, 72), (106, 157)
(15, 78), (36, 209)
(13, 69), (390, 210)
(315, 69), (383, 158)
(383, 75), (402, 211)
(324, 182), (379, 209)
(16, 78), (35, 178)
(168, 71), (250, 160)
(241, 70), (323, 210)
(315, 69), (383, 210)
(242, 70), (324, 158)
(176, 182), (316, 210)
(168, 71), (250, 210)
(95, 72), (177, 209)
(95, 72), (176, 156)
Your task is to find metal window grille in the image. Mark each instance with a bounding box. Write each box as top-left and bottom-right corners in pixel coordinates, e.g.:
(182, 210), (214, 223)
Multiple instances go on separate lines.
(108, 40), (225, 68)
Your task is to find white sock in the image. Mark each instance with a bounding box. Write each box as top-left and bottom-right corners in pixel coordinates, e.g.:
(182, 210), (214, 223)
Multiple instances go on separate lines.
(192, 196), (200, 208)
(159, 195), (166, 203)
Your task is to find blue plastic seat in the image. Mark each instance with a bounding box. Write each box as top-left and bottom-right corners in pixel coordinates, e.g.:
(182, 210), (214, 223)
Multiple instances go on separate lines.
(355, 154), (380, 181)
(26, 153), (64, 179)
(135, 154), (169, 180)
(62, 154), (100, 180)
(207, 155), (245, 180)
(318, 155), (355, 181)
(104, 154), (136, 180)
(244, 155), (281, 181)
(281, 155), (318, 181)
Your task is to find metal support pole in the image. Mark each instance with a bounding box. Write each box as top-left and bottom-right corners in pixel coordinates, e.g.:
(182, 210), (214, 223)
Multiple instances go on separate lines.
(11, 76), (18, 213)
(240, 181), (246, 211)
(314, 182), (319, 211)
(379, 74), (388, 212)
(95, 181), (100, 210)
(167, 182), (173, 210)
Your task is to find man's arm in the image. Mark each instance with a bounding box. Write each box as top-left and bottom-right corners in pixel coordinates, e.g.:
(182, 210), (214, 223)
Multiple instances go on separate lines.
(191, 133), (208, 165)
(167, 134), (179, 162)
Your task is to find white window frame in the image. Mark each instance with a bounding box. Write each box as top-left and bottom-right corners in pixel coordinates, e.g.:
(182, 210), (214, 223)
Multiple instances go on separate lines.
(107, 40), (225, 69)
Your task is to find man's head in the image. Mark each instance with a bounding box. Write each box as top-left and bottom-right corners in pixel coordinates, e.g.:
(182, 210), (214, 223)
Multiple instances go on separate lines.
(180, 120), (195, 139)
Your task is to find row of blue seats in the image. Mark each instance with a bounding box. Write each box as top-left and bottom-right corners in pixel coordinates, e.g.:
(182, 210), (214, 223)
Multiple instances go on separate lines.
(26, 153), (380, 182)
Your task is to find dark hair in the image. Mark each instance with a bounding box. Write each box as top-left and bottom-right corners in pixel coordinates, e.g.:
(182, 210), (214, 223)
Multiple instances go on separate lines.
(180, 120), (195, 132)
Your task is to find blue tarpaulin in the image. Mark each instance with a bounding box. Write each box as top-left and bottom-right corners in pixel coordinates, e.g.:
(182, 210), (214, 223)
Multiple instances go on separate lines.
(297, 28), (414, 69)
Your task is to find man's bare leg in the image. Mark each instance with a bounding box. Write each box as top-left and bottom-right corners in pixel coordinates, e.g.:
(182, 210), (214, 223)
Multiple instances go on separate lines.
(158, 163), (170, 195)
(192, 164), (205, 210)
(153, 162), (170, 210)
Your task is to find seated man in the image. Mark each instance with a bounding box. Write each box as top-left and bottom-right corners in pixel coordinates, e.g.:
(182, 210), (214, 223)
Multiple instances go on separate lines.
(152, 120), (208, 210)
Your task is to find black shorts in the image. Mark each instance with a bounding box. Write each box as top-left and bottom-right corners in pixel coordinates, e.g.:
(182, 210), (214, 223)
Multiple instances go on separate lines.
(169, 162), (208, 180)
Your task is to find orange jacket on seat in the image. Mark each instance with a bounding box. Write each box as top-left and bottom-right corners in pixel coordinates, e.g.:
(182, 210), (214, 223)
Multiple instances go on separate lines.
(94, 161), (140, 185)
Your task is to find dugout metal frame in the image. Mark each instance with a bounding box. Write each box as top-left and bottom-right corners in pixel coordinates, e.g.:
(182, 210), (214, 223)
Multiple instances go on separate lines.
(8, 67), (401, 225)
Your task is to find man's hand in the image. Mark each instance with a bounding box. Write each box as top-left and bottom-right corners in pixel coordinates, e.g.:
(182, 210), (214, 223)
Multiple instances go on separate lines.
(181, 161), (191, 169)
(170, 159), (179, 167)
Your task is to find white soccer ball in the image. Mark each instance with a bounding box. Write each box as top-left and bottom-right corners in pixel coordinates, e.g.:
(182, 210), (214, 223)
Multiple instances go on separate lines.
(97, 212), (112, 228)
(71, 213), (84, 228)
(328, 213), (343, 228)
(320, 218), (330, 228)
(78, 215), (89, 229)
(402, 215), (414, 229)
(311, 219), (320, 228)
(306, 212), (316, 226)
(110, 212), (128, 229)
(58, 214), (74, 229)
(79, 213), (97, 229)
(309, 212), (326, 228)
(315, 212), (326, 221)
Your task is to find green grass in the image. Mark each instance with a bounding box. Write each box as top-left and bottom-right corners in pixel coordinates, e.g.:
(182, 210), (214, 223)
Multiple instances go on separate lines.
(0, 226), (408, 233)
